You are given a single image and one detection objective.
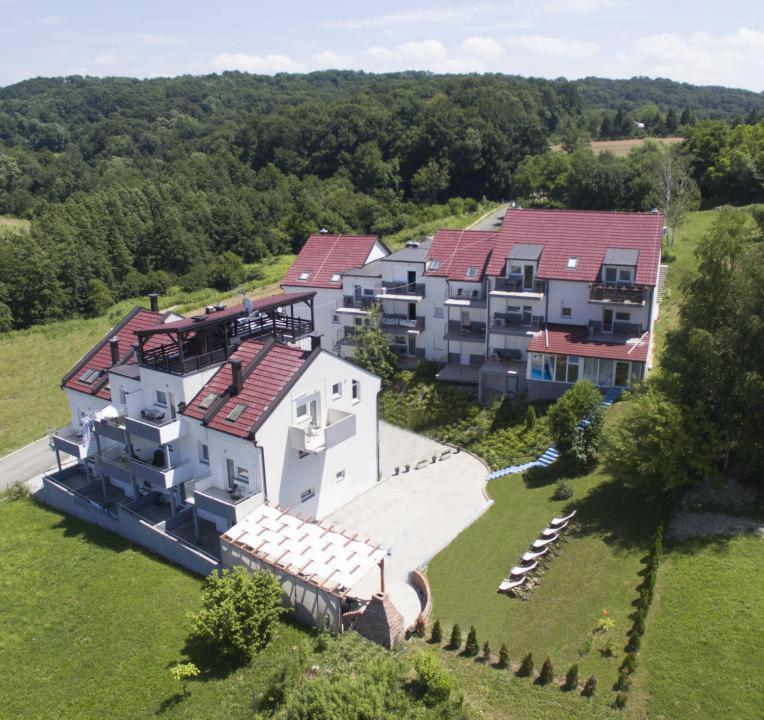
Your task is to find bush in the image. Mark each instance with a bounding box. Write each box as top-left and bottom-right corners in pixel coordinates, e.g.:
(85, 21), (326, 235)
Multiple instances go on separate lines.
(548, 380), (605, 466)
(615, 669), (631, 692)
(578, 635), (593, 656)
(190, 566), (285, 662)
(314, 616), (331, 652)
(498, 643), (509, 668)
(564, 664), (579, 691)
(208, 251), (246, 291)
(482, 641), (491, 663)
(614, 692), (628, 709)
(464, 626), (478, 656)
(169, 662), (199, 697)
(1, 481), (29, 501)
(430, 619), (443, 644)
(518, 652), (534, 677)
(626, 632), (641, 653)
(538, 657), (554, 685)
(632, 613), (646, 637)
(552, 479), (573, 500)
(602, 639), (617, 657)
(87, 278), (113, 316)
(525, 404), (536, 429)
(414, 652), (455, 706)
(621, 652), (638, 675)
(582, 675), (597, 697)
(449, 624), (462, 651)
(414, 613), (426, 638)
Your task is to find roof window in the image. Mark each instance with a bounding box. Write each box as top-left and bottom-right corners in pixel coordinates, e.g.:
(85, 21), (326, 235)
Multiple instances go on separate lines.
(225, 403), (247, 422)
(299, 271), (311, 280)
(429, 259), (441, 270)
(567, 257), (578, 269)
(466, 266), (478, 277)
(199, 392), (218, 410)
(330, 272), (341, 282)
(79, 368), (100, 384)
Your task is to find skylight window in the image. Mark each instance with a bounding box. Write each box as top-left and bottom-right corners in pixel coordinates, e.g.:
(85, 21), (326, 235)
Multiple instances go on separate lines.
(299, 271), (311, 280)
(199, 392), (218, 410)
(225, 403), (247, 422)
(330, 272), (341, 282)
(567, 257), (578, 269)
(429, 259), (441, 270)
(466, 267), (478, 277)
(79, 368), (100, 384)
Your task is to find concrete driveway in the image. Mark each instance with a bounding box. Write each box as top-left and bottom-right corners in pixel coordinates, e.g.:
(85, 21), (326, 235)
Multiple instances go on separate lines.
(326, 421), (491, 626)
(468, 204), (507, 231)
(0, 437), (63, 492)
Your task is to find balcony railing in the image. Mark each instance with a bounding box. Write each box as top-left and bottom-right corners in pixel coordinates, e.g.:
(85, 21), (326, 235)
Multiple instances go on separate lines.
(342, 295), (375, 310)
(288, 409), (356, 454)
(446, 288), (487, 306)
(589, 283), (647, 304)
(49, 427), (89, 459)
(493, 277), (547, 294)
(489, 313), (544, 334)
(194, 485), (265, 526)
(125, 413), (182, 445)
(587, 320), (644, 340)
(127, 455), (194, 489)
(375, 281), (426, 299)
(382, 314), (425, 331)
(93, 416), (127, 443)
(444, 319), (487, 343)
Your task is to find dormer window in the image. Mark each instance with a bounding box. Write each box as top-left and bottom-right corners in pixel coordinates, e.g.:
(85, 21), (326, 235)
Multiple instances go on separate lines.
(330, 272), (341, 282)
(429, 259), (441, 270)
(567, 257), (578, 269)
(299, 271), (310, 280)
(466, 267), (478, 278)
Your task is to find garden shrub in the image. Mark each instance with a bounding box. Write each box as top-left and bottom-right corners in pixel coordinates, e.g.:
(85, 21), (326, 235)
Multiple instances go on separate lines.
(464, 626), (478, 656)
(449, 624), (462, 651)
(552, 479), (573, 500)
(582, 675), (597, 697)
(482, 641), (491, 662)
(615, 669), (631, 692)
(518, 652), (534, 677)
(314, 617), (331, 652)
(626, 632), (641, 653)
(190, 566), (284, 662)
(621, 652), (638, 674)
(525, 404), (536, 429)
(430, 619), (443, 644)
(414, 652), (455, 706)
(538, 657), (554, 685)
(614, 692), (628, 709)
(169, 662), (199, 697)
(548, 380), (605, 466)
(602, 639), (617, 657)
(498, 643), (509, 668)
(578, 635), (593, 656)
(632, 613), (645, 637)
(564, 664), (579, 691)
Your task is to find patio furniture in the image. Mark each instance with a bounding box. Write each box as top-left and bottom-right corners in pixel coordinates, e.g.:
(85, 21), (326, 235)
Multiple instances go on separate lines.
(550, 510), (576, 527)
(510, 561), (539, 577)
(499, 577), (530, 599)
(521, 548), (548, 563)
(540, 527), (560, 538)
(532, 534), (558, 549)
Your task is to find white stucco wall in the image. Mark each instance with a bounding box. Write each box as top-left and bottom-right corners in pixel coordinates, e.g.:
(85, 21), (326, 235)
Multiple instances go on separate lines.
(64, 389), (112, 430)
(281, 285), (340, 352)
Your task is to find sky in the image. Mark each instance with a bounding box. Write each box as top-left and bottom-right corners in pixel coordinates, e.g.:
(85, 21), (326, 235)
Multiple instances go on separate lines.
(1, 0), (763, 91)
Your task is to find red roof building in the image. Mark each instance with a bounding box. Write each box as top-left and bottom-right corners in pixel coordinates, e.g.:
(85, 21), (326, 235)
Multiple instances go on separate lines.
(424, 229), (499, 281)
(487, 208), (663, 285)
(527, 324), (650, 363)
(184, 339), (316, 439)
(282, 234), (383, 289)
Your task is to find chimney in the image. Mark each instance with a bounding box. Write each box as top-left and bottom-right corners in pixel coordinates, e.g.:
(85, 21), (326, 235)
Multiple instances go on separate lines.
(310, 335), (322, 352)
(230, 359), (243, 394)
(148, 293), (159, 312)
(109, 337), (120, 365)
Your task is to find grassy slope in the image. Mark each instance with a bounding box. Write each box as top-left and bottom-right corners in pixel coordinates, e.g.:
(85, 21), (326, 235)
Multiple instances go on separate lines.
(0, 255), (294, 456)
(384, 203), (496, 250)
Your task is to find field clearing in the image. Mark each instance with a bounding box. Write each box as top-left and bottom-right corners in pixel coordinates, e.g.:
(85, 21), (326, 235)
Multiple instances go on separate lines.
(0, 216), (31, 230)
(551, 137), (684, 156)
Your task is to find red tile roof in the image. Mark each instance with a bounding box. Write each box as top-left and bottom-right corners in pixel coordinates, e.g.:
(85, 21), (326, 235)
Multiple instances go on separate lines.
(527, 324), (650, 362)
(184, 339), (315, 439)
(282, 234), (381, 289)
(62, 307), (164, 399)
(424, 229), (499, 281)
(487, 209), (663, 285)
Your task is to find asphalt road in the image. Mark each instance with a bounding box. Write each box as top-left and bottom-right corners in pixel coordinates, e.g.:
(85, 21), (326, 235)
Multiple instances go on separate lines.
(468, 203), (508, 231)
(0, 437), (61, 492)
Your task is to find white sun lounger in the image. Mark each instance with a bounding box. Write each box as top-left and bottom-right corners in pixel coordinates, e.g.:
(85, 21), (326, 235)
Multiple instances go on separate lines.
(510, 561), (538, 576)
(550, 510), (576, 527)
(540, 526), (560, 538)
(532, 534), (558, 549)
(522, 547), (548, 563)
(498, 576), (526, 593)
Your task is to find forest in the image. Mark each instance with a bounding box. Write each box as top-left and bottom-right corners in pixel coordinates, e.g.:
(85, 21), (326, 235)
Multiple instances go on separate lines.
(0, 71), (763, 331)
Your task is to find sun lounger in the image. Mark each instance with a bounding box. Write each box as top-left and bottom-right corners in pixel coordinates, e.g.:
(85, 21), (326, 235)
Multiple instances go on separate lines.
(550, 510), (576, 527)
(498, 576), (526, 593)
(532, 534), (558, 549)
(510, 561), (538, 576)
(540, 526), (560, 538)
(521, 547), (548, 563)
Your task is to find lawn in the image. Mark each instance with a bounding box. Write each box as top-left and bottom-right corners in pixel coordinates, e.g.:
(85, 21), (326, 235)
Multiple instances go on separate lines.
(632, 535), (764, 720)
(0, 255), (294, 456)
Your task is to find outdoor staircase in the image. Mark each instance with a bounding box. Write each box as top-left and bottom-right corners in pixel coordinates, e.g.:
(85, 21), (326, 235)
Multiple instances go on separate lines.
(485, 387), (622, 480)
(657, 264), (669, 302)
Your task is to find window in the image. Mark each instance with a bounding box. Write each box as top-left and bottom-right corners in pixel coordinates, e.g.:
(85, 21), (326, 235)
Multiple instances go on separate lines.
(236, 466), (249, 483)
(119, 389), (127, 405)
(352, 379), (360, 403)
(332, 312), (340, 324)
(508, 264), (522, 275)
(567, 257), (578, 269)
(199, 444), (209, 464)
(354, 317), (363, 327)
(615, 311), (631, 321)
(434, 305), (444, 318)
(330, 272), (341, 282)
(79, 368), (100, 384)
(605, 267), (617, 283)
(507, 305), (521, 313)
(336, 469), (345, 483)
(363, 287), (375, 296)
(300, 488), (315, 502)
(296, 402), (308, 421)
(225, 403), (247, 422)
(466, 266), (478, 278)
(394, 335), (406, 345)
(199, 392), (218, 410)
(567, 356), (580, 383)
(554, 354), (579, 383)
(299, 271), (310, 280)
(155, 390), (168, 406)
(429, 259), (441, 270)
(332, 381), (342, 399)
(618, 269), (632, 283)
(561, 306), (572, 318)
(554, 354), (568, 382)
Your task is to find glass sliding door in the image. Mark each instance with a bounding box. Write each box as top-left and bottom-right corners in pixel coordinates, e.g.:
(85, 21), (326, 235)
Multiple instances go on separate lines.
(614, 361), (631, 387)
(603, 309), (614, 333)
(584, 357), (599, 383)
(597, 359), (613, 386)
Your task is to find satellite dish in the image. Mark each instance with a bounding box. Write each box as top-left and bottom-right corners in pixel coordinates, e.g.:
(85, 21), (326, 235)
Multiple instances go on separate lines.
(243, 298), (253, 315)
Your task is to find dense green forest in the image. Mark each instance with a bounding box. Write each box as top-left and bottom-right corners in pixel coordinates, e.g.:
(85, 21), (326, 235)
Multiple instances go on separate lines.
(1, 71), (762, 331)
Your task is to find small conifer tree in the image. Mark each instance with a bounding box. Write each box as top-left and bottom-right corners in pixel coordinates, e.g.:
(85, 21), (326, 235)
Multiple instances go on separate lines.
(525, 404), (536, 429)
(449, 623), (462, 651)
(518, 652), (534, 677)
(564, 664), (579, 691)
(464, 626), (479, 656)
(538, 656), (554, 685)
(431, 619), (443, 644)
(621, 652), (638, 675)
(498, 643), (509, 668)
(482, 641), (491, 662)
(582, 675), (597, 697)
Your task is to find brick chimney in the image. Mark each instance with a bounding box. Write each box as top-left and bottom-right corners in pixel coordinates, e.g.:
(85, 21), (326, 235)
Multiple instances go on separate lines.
(109, 336), (120, 365)
(148, 293), (159, 312)
(230, 359), (243, 394)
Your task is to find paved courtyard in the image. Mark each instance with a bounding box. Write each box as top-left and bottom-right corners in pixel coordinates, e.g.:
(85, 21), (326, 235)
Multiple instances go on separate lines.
(327, 421), (492, 626)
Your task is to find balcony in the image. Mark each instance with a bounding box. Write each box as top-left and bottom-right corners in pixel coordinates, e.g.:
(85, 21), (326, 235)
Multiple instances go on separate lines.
(381, 314), (425, 333)
(587, 320), (644, 342)
(374, 281), (426, 301)
(288, 408), (356, 454)
(492, 277), (546, 297)
(445, 288), (487, 308)
(444, 319), (487, 343)
(49, 426), (89, 460)
(127, 455), (194, 490)
(342, 295), (375, 310)
(93, 416), (127, 444)
(489, 313), (544, 336)
(194, 484), (265, 527)
(98, 448), (133, 484)
(125, 410), (182, 445)
(589, 283), (647, 305)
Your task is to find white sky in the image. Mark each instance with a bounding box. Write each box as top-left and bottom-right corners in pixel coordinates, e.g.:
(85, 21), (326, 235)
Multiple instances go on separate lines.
(1, 0), (763, 91)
